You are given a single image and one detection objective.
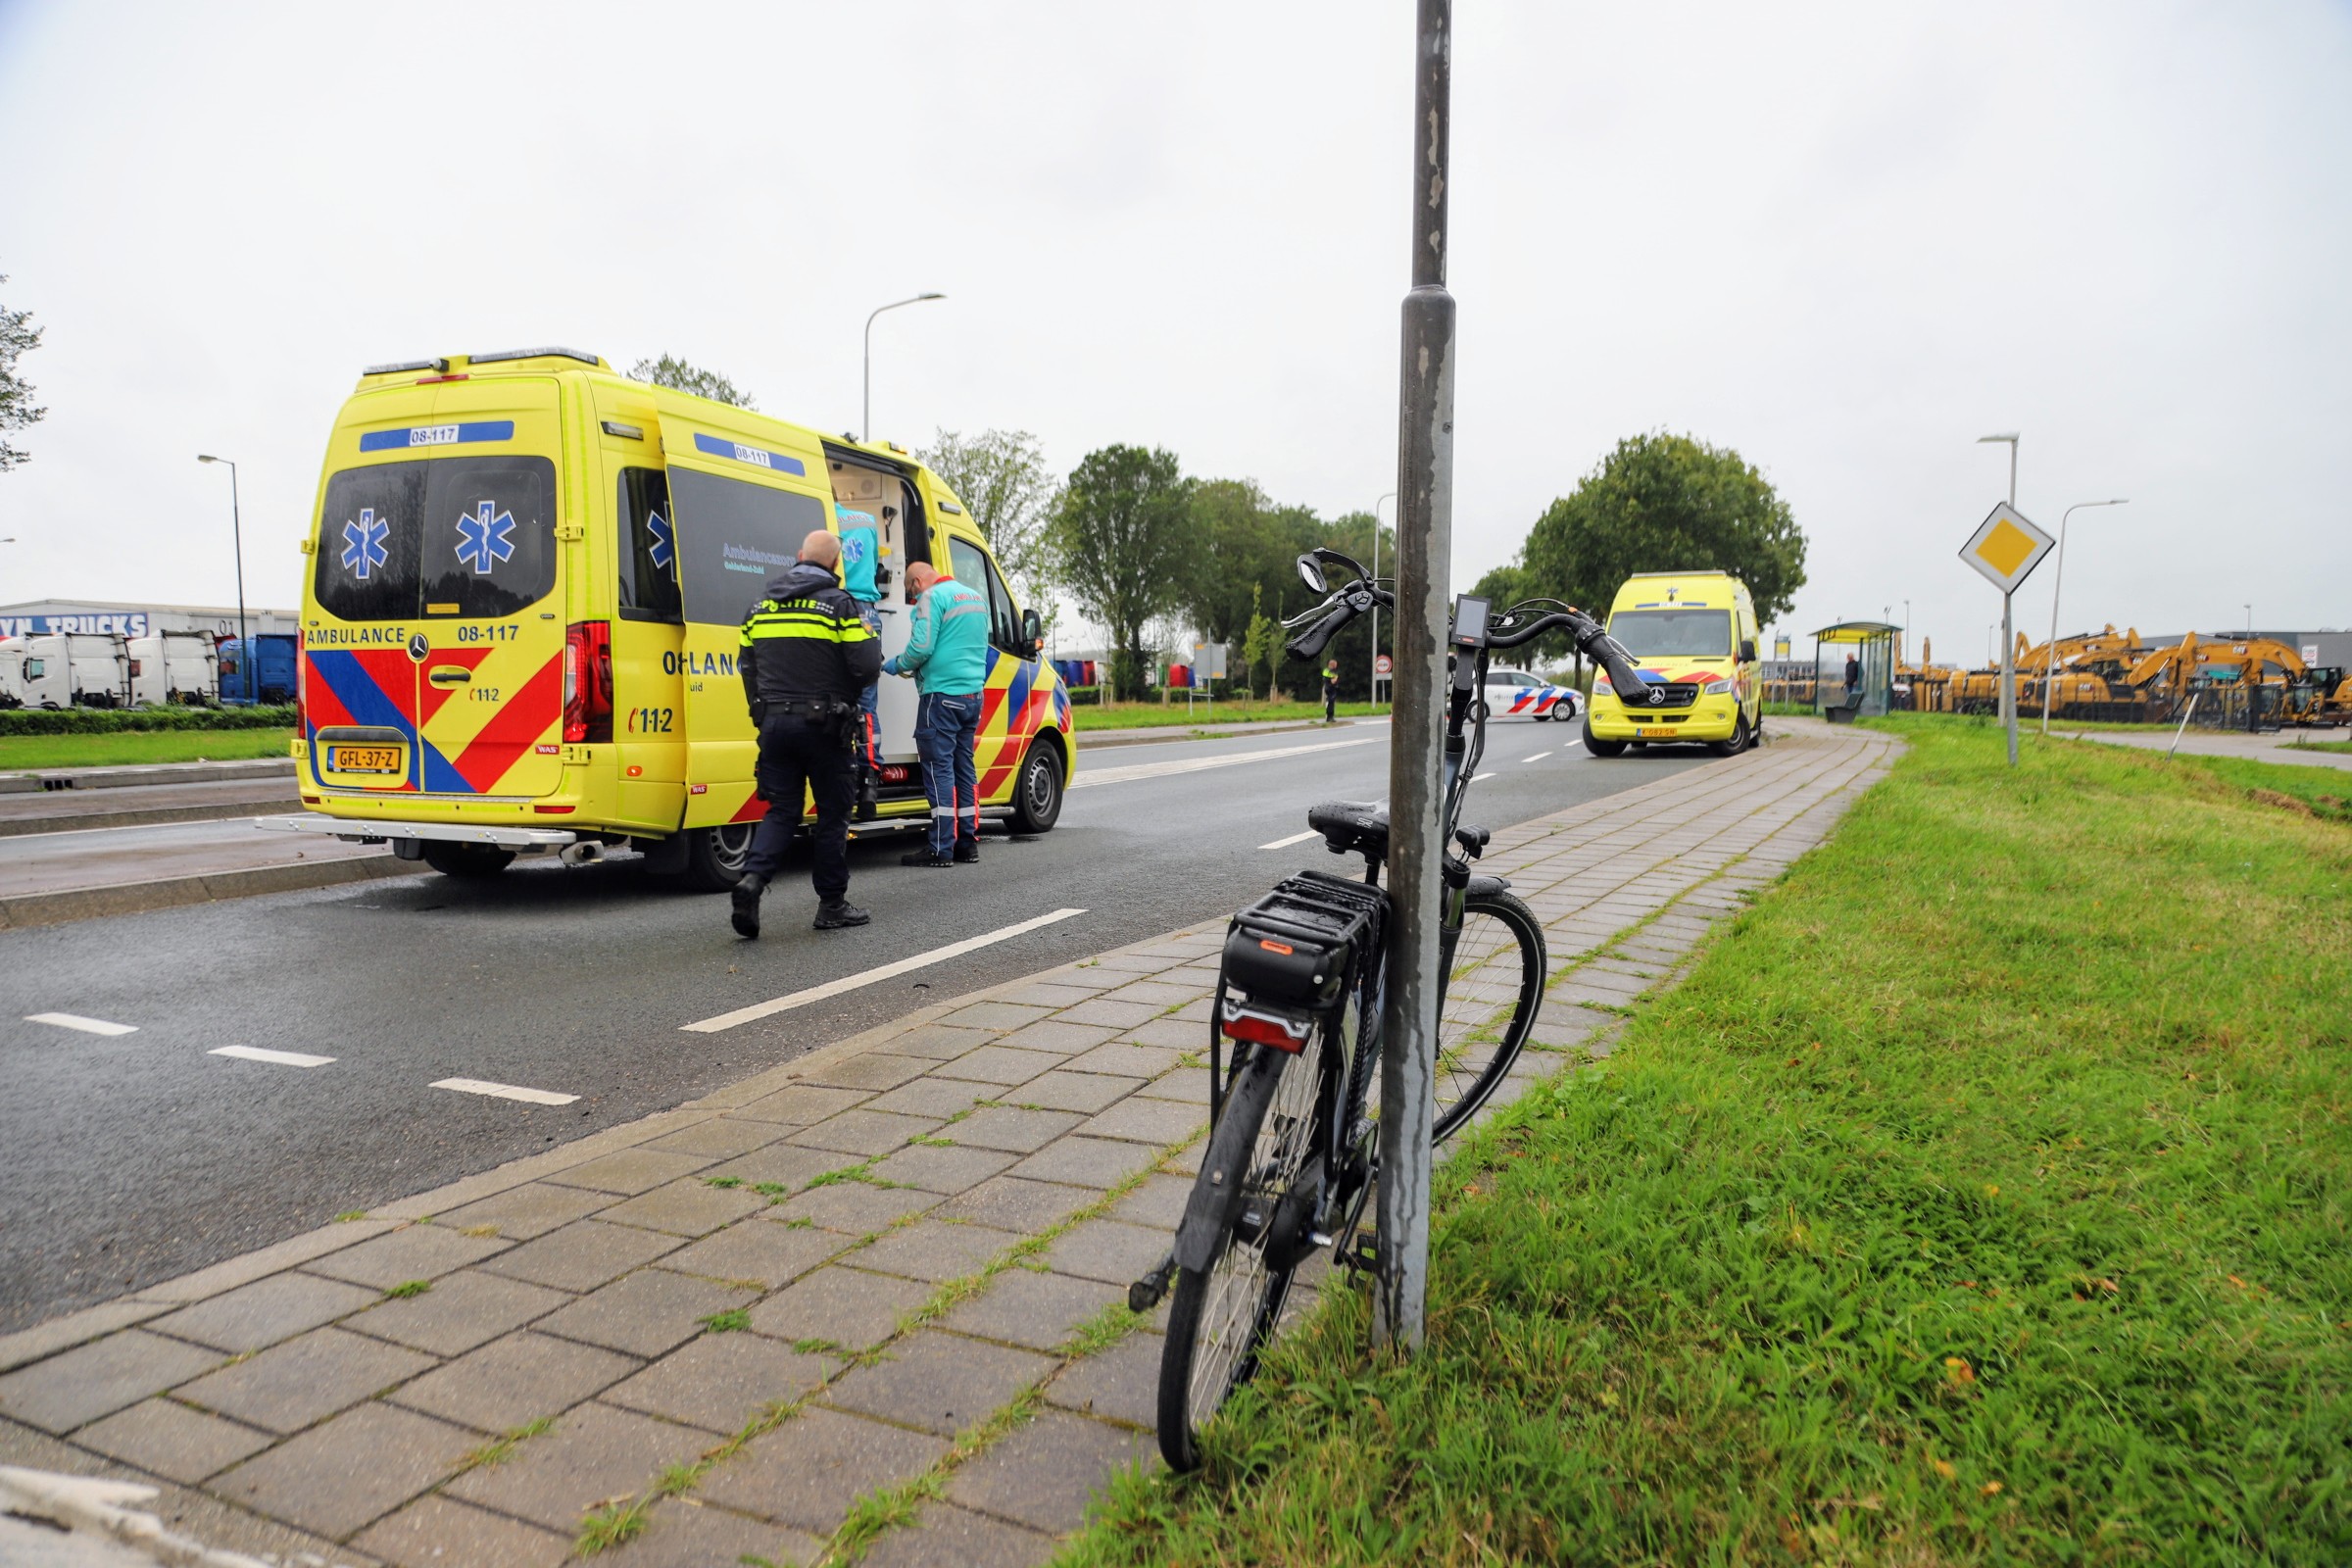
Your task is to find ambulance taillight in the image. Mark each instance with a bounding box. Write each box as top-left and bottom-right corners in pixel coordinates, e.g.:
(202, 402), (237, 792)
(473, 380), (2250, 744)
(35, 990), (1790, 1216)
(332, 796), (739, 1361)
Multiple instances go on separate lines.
(295, 649), (308, 734)
(564, 621), (613, 744)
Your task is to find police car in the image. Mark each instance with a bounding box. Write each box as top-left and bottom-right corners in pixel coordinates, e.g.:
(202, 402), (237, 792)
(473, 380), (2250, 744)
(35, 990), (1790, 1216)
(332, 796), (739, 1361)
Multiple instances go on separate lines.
(1481, 667), (1582, 722)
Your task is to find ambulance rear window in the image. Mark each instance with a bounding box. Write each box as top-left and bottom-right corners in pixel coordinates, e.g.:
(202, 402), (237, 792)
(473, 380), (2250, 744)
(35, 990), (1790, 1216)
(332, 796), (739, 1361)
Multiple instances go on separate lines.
(616, 467), (682, 623)
(316, 456), (559, 620)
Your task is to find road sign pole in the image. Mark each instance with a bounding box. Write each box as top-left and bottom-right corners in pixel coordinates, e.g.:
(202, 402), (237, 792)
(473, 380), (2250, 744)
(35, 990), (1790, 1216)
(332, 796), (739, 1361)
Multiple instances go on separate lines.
(2001, 590), (2017, 766)
(1375, 0), (1453, 1356)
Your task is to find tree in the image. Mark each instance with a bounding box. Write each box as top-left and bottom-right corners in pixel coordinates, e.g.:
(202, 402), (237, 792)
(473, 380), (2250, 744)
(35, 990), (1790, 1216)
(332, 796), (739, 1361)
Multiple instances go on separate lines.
(1050, 445), (1196, 699)
(1242, 583), (1282, 700)
(0, 275), (45, 473)
(628, 354), (757, 409)
(1514, 432), (1806, 625)
(917, 428), (1060, 619)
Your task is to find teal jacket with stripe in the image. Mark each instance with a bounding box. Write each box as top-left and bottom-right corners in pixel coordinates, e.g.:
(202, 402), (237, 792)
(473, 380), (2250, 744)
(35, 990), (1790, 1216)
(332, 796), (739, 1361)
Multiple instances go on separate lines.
(885, 576), (990, 694)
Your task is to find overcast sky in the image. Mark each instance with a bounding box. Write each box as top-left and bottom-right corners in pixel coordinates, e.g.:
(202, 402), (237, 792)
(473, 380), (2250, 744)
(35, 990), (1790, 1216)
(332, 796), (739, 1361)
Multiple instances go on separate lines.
(1, 1), (2345, 662)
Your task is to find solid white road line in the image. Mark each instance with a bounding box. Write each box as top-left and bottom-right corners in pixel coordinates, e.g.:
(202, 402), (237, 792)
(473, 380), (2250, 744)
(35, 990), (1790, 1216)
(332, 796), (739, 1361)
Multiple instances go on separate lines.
(430, 1077), (579, 1106)
(1259, 829), (1322, 851)
(211, 1045), (335, 1068)
(24, 1012), (138, 1037)
(1520, 751), (1552, 763)
(1071, 735), (1379, 790)
(682, 906), (1090, 1034)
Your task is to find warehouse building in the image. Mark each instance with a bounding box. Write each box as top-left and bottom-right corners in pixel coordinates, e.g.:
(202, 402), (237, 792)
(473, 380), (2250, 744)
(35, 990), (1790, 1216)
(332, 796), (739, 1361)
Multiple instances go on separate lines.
(0, 600), (301, 641)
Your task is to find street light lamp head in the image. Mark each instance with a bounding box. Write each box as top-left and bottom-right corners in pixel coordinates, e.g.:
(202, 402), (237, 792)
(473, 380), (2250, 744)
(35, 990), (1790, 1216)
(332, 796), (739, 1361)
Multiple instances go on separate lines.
(197, 454), (222, 464)
(1977, 432), (2020, 444)
(916, 292), (945, 301)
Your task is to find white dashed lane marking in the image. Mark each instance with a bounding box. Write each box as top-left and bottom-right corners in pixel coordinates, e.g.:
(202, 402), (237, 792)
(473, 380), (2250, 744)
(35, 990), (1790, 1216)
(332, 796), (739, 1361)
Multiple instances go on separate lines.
(1259, 830), (1322, 851)
(431, 1077), (579, 1106)
(212, 1046), (335, 1068)
(1520, 751), (1552, 763)
(24, 1013), (138, 1037)
(1072, 735), (1378, 789)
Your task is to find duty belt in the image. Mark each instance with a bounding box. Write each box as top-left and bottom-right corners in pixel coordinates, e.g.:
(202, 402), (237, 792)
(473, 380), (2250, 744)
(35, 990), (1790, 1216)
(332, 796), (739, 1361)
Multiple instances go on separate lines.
(768, 696), (854, 719)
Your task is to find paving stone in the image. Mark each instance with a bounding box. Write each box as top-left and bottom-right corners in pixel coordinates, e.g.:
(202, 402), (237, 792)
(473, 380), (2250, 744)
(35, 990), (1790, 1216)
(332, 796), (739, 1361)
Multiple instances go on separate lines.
(937, 1001), (1054, 1031)
(876, 1024), (1000, 1061)
(211, 1399), (472, 1541)
(303, 1224), (514, 1291)
(536, 1268), (756, 1359)
(147, 1272), (378, 1354)
(1062, 1043), (1185, 1079)
(172, 1326), (433, 1435)
(1044, 1220), (1178, 1286)
(802, 1052), (933, 1092)
(0, 1331), (221, 1434)
(697, 1406), (950, 1534)
(935, 1176), (1098, 1235)
(826, 1331), (1054, 1436)
(345, 1270), (570, 1357)
(1132, 1067), (1210, 1104)
(447, 1398), (706, 1533)
(545, 1147), (713, 1196)
(476, 1220), (681, 1292)
(1107, 1173), (1194, 1231)
(947, 1105), (1084, 1153)
(661, 1216), (844, 1290)
(861, 1502), (1055, 1568)
(932, 1045), (1069, 1086)
(852, 1220), (1014, 1284)
(1003, 1069), (1142, 1114)
(1053, 999), (1159, 1030)
(732, 1083), (872, 1126)
(597, 1178), (767, 1237)
(940, 1269), (1121, 1352)
(643, 1117), (788, 1159)
(946, 1408), (1156, 1534)
(987, 980), (1109, 1008)
(995, 1019), (1120, 1055)
(1077, 1096), (1204, 1147)
(434, 1181), (612, 1241)
(1042, 1331), (1159, 1427)
(787, 1107), (942, 1156)
(770, 1181), (942, 1235)
(74, 1396), (274, 1484)
(351, 1494), (572, 1568)
(604, 1334), (834, 1433)
(747, 1267), (930, 1353)
(1119, 1016), (1203, 1050)
(864, 1075), (997, 1118)
(389, 1332), (639, 1434)
(702, 1142), (863, 1190)
(1007, 1136), (1160, 1190)
(1101, 980), (1198, 1007)
(596, 1498), (822, 1568)
(866, 1141), (1021, 1193)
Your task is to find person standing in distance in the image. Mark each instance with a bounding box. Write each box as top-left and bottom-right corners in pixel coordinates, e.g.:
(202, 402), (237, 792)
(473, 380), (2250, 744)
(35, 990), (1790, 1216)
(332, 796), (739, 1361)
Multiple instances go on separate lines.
(835, 505), (887, 817)
(885, 559), (989, 867)
(731, 529), (880, 938)
(1321, 658), (1341, 723)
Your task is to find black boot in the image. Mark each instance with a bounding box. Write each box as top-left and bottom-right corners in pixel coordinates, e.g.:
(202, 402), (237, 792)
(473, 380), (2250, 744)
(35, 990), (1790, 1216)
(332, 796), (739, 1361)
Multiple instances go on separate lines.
(814, 898), (870, 929)
(901, 849), (954, 868)
(953, 841), (980, 864)
(730, 874), (766, 939)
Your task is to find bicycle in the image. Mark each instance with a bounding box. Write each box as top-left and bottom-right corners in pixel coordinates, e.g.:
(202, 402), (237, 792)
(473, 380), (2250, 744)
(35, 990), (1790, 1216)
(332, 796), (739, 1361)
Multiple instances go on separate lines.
(1129, 546), (1648, 1471)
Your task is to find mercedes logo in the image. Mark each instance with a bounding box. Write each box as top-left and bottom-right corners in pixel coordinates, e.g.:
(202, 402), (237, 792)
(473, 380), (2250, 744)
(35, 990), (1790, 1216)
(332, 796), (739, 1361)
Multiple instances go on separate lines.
(1646, 687), (1665, 707)
(408, 632), (429, 662)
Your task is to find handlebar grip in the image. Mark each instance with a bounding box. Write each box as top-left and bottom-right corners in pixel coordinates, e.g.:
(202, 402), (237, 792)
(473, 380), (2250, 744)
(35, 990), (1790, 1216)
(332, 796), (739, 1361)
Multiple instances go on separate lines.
(1285, 601), (1355, 662)
(1570, 615), (1648, 696)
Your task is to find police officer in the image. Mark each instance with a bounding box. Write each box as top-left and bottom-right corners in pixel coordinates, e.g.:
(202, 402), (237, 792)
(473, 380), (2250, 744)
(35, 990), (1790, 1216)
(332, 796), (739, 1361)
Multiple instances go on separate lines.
(731, 529), (881, 939)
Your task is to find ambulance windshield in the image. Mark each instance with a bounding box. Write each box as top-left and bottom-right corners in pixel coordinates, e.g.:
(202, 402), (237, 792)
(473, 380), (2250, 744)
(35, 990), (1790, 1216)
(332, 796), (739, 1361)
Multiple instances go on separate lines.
(1607, 609), (1733, 659)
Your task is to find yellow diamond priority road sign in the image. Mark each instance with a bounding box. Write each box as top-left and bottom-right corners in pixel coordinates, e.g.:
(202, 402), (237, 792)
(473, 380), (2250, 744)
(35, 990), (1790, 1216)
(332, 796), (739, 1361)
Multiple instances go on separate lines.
(1959, 502), (2054, 592)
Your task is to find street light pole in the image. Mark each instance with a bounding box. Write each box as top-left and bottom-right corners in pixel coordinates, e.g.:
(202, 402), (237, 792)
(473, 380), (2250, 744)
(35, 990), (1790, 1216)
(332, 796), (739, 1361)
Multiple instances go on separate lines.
(1978, 432), (2021, 765)
(2039, 498), (2128, 735)
(862, 293), (946, 442)
(197, 456), (249, 703)
(1371, 491), (1396, 700)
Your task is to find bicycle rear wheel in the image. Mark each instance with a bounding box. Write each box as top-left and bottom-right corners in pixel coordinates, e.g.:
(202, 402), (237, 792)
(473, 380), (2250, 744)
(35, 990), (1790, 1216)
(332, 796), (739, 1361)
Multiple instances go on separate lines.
(1358, 888), (1547, 1145)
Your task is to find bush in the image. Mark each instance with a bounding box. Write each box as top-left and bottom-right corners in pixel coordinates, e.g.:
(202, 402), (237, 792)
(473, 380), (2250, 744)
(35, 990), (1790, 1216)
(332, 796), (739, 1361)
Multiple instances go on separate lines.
(0, 705), (299, 737)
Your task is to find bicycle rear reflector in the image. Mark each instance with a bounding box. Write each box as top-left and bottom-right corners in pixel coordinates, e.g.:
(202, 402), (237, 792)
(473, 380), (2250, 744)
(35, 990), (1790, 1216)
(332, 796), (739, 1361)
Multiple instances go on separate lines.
(1218, 998), (1314, 1053)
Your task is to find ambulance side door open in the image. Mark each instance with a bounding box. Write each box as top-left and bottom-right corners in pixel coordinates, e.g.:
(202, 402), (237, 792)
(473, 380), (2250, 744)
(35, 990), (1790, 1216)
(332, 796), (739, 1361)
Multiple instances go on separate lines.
(824, 449), (926, 769)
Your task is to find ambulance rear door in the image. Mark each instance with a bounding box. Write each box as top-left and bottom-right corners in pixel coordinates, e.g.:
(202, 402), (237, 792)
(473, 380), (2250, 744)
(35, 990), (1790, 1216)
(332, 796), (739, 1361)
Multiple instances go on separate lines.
(661, 416), (830, 828)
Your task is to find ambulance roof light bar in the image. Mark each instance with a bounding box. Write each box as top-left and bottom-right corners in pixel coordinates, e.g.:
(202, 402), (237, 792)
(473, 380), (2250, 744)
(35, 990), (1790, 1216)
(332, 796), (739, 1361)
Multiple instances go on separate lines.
(469, 346), (603, 368)
(364, 357), (451, 375)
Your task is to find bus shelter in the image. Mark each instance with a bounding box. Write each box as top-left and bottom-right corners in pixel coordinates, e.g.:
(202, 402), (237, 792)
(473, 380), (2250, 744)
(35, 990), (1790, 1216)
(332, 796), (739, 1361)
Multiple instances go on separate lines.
(1813, 621), (1897, 720)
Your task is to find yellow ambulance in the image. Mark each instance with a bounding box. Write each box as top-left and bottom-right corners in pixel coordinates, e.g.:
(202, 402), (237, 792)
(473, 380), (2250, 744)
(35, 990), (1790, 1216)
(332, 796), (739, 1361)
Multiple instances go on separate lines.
(1580, 569), (1761, 757)
(267, 347), (1073, 886)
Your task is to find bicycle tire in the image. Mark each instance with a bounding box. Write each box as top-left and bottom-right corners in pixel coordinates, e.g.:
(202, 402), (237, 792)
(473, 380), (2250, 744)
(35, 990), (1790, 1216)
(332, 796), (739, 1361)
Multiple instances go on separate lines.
(1156, 1036), (1327, 1471)
(1358, 889), (1548, 1147)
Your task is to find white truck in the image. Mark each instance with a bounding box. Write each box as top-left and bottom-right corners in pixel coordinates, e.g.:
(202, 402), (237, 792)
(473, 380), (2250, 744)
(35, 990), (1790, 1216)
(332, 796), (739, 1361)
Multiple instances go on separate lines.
(31, 633), (133, 708)
(0, 637), (70, 709)
(127, 631), (220, 706)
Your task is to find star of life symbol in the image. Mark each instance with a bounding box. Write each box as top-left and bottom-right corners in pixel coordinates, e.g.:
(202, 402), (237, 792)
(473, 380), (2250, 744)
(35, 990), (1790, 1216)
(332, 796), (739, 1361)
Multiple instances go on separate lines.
(456, 501), (516, 575)
(341, 509), (390, 579)
(647, 511), (673, 570)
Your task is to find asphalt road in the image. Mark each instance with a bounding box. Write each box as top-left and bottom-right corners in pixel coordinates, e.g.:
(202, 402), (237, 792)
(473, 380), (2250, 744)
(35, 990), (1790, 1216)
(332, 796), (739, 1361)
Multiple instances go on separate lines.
(0, 720), (1716, 1331)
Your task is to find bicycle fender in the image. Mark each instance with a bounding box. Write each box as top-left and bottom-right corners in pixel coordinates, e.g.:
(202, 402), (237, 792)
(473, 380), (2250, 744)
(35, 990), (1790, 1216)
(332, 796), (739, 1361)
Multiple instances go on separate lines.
(1466, 872), (1512, 899)
(1173, 1047), (1284, 1273)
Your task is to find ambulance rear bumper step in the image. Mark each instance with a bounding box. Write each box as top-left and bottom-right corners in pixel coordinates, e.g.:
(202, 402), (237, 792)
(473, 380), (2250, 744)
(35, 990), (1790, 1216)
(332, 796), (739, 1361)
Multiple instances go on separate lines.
(253, 814), (579, 850)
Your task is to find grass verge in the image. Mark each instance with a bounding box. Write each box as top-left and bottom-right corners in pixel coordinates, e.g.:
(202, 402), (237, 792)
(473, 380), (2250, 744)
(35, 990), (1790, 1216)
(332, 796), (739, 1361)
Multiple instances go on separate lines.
(0, 728), (295, 770)
(1072, 701), (1387, 732)
(1063, 713), (2352, 1565)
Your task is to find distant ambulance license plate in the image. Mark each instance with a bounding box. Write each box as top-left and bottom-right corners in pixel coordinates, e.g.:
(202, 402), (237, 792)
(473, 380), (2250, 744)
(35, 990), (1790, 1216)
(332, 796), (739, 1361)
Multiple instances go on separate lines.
(326, 745), (404, 775)
(1636, 726), (1680, 740)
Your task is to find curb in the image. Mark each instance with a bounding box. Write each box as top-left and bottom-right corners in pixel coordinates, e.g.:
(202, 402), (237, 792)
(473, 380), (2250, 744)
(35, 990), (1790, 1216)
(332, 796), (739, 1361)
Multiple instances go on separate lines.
(0, 796), (301, 839)
(0, 759), (297, 793)
(0, 854), (429, 931)
(1076, 717), (1366, 751)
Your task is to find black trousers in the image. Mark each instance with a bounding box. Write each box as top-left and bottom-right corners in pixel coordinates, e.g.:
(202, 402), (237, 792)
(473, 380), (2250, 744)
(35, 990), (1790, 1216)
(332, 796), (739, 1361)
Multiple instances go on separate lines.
(744, 713), (855, 900)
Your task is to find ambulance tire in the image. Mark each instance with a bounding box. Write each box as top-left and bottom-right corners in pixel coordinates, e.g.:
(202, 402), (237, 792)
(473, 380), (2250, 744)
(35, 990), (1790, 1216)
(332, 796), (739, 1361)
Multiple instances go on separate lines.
(1007, 741), (1064, 835)
(678, 824), (757, 892)
(1581, 719), (1627, 759)
(420, 842), (515, 879)
(1710, 714), (1752, 758)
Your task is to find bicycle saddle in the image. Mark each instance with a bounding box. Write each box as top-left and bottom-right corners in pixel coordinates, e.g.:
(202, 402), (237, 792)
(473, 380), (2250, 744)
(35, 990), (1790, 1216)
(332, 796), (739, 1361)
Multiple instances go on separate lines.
(1308, 800), (1389, 859)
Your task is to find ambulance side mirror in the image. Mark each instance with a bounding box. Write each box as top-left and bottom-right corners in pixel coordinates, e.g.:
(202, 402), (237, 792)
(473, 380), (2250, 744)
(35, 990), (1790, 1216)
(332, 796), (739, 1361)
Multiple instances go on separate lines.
(1022, 609), (1043, 657)
(1739, 638), (1756, 662)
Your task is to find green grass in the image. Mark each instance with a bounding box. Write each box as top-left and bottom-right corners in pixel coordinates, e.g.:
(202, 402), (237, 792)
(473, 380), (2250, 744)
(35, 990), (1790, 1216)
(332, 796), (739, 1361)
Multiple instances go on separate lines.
(1065, 715), (2352, 1566)
(2286, 738), (2352, 756)
(1072, 700), (1388, 732)
(0, 728), (296, 771)
(380, 1279), (430, 1299)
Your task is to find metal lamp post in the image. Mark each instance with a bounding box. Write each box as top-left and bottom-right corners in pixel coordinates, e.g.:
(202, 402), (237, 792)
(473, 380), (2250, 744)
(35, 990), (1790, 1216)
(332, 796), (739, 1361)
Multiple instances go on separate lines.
(1977, 432), (2021, 764)
(196, 456), (249, 704)
(2038, 498), (2128, 734)
(1371, 491), (1396, 700)
(862, 293), (946, 442)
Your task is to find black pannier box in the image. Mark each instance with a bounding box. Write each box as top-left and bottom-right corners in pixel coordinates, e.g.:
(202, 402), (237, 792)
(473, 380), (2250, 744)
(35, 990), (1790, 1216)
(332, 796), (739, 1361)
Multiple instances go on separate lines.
(1222, 871), (1385, 1016)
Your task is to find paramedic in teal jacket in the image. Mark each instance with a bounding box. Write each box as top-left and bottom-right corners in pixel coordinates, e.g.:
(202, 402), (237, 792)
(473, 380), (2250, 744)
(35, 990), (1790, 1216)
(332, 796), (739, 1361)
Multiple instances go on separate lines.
(884, 560), (990, 866)
(836, 506), (885, 814)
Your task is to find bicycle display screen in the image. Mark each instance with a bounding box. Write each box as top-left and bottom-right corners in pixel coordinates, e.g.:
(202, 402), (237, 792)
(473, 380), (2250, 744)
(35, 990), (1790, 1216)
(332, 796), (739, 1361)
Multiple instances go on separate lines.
(1451, 594), (1491, 648)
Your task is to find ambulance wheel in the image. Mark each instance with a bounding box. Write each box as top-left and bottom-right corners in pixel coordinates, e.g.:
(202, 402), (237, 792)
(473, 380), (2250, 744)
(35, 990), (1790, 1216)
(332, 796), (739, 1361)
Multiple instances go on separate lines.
(420, 842), (514, 879)
(679, 824), (758, 892)
(1581, 720), (1627, 758)
(1710, 715), (1752, 758)
(1007, 742), (1064, 835)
